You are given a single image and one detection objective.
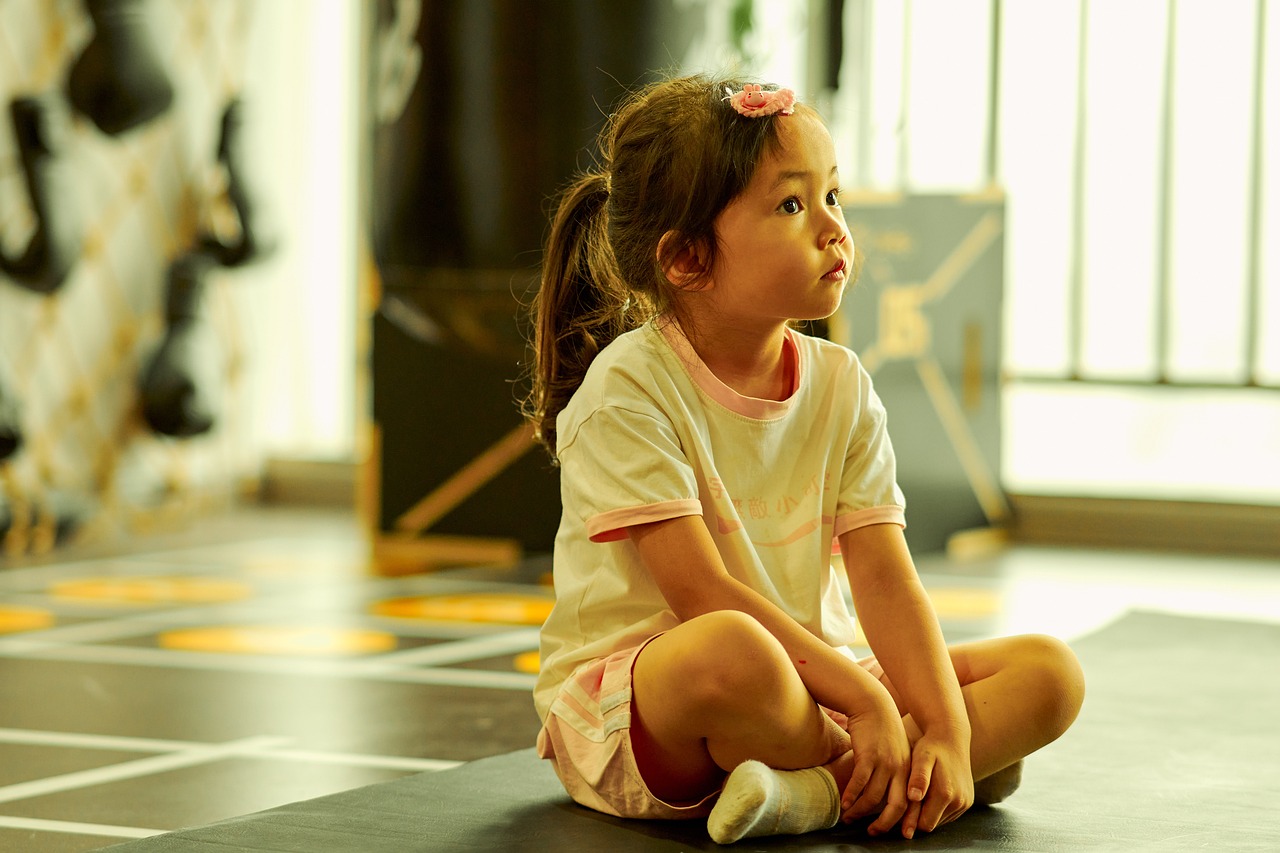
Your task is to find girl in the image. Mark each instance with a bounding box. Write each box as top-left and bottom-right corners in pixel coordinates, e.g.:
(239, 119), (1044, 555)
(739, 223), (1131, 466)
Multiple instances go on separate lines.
(525, 74), (1084, 844)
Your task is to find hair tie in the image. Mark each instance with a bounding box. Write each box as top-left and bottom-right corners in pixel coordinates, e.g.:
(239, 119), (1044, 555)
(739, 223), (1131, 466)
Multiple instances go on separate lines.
(726, 84), (796, 118)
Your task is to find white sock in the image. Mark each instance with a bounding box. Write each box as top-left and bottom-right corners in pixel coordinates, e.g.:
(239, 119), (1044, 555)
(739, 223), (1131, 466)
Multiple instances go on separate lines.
(707, 760), (840, 845)
(974, 759), (1023, 805)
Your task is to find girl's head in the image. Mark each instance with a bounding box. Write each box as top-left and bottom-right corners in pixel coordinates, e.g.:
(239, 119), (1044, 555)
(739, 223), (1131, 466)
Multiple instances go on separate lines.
(526, 74), (835, 457)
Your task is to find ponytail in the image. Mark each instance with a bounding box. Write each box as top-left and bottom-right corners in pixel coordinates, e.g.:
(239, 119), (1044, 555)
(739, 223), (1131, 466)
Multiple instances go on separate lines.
(523, 74), (794, 460)
(525, 172), (650, 460)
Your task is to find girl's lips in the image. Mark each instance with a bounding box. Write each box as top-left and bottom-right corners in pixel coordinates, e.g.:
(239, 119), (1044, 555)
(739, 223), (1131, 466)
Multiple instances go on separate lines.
(824, 258), (847, 278)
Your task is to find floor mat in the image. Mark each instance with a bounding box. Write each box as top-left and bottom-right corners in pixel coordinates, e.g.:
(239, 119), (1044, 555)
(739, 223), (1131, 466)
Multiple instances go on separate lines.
(101, 610), (1280, 851)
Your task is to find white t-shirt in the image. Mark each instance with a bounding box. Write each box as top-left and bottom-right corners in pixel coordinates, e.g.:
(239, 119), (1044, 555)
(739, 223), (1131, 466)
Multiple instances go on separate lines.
(534, 319), (906, 721)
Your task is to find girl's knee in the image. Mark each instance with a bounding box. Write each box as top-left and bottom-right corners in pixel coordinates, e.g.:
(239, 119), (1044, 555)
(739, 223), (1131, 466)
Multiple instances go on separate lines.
(666, 610), (795, 707)
(1018, 634), (1086, 733)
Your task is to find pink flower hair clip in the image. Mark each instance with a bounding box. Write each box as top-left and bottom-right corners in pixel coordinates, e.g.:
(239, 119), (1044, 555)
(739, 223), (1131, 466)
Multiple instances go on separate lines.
(727, 84), (796, 117)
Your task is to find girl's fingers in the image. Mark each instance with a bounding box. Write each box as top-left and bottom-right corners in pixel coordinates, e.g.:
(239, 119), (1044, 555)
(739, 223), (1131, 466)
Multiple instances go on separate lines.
(917, 790), (950, 834)
(908, 749), (934, 803)
(894, 799), (923, 839)
(866, 774), (909, 836)
(843, 769), (887, 821)
(845, 761), (900, 823)
(840, 762), (873, 815)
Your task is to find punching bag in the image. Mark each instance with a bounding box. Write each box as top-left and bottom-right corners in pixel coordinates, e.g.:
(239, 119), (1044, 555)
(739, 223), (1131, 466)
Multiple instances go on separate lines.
(0, 371), (21, 461)
(139, 252), (218, 438)
(370, 1), (704, 551)
(67, 0), (174, 135)
(0, 96), (83, 294)
(201, 99), (278, 268)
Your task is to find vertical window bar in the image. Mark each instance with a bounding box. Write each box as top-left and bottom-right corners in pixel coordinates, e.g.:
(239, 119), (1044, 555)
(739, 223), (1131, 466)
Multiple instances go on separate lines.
(898, 0), (913, 189)
(849, 0), (873, 187)
(1068, 0), (1089, 379)
(1154, 0), (1178, 383)
(986, 0), (1002, 187)
(1244, 0), (1268, 386)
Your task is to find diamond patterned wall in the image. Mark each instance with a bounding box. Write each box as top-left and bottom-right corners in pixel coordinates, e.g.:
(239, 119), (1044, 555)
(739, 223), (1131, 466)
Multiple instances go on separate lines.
(0, 0), (265, 556)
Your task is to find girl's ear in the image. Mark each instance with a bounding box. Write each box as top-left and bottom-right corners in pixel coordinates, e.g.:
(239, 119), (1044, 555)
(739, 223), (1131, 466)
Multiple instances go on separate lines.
(657, 231), (710, 290)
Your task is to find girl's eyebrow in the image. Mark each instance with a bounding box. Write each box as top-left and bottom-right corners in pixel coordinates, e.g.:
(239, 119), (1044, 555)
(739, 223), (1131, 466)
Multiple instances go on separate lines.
(770, 165), (840, 190)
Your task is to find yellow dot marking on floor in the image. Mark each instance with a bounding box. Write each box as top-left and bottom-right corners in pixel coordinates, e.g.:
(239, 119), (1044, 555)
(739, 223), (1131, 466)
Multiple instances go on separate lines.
(158, 626), (398, 656)
(926, 587), (1002, 619)
(0, 606), (55, 634)
(513, 650), (541, 674)
(372, 593), (554, 626)
(50, 577), (254, 605)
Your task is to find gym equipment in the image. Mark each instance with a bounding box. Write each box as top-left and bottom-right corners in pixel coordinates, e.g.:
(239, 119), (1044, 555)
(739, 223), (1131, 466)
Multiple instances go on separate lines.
(67, 0), (175, 135)
(0, 96), (82, 294)
(138, 252), (218, 437)
(0, 373), (20, 461)
(200, 99), (277, 268)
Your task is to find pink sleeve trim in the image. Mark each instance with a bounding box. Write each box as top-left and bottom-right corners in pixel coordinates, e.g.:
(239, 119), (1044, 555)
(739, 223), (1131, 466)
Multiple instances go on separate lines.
(833, 505), (906, 539)
(586, 499), (705, 543)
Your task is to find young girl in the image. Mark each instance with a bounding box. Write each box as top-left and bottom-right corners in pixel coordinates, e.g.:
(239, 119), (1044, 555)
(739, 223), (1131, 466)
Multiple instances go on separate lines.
(525, 74), (1084, 845)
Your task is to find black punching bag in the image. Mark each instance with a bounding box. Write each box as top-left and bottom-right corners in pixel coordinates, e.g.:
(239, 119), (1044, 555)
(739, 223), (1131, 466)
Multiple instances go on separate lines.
(201, 99), (278, 268)
(0, 368), (21, 461)
(67, 0), (174, 135)
(0, 96), (83, 294)
(370, 1), (704, 550)
(139, 253), (218, 438)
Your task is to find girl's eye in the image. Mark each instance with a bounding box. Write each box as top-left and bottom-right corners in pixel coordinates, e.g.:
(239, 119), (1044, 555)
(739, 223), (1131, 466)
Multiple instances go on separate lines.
(780, 198), (801, 214)
(826, 189), (842, 206)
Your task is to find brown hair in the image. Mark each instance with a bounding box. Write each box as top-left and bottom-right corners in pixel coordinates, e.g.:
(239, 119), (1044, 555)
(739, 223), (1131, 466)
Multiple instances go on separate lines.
(524, 74), (800, 458)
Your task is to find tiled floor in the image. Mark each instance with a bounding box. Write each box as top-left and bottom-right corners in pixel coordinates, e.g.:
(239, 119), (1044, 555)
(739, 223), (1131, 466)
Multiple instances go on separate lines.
(1, 506), (1277, 852)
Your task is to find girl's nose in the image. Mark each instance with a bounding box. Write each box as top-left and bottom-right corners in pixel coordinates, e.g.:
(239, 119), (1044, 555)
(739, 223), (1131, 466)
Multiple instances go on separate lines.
(820, 218), (847, 247)
(818, 206), (847, 247)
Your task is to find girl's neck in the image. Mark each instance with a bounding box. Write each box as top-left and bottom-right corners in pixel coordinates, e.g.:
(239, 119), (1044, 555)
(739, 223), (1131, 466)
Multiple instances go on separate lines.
(680, 318), (794, 402)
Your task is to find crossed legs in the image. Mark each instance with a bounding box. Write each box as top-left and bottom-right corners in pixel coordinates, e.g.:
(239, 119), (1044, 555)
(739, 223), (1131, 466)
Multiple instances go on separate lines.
(630, 610), (1084, 835)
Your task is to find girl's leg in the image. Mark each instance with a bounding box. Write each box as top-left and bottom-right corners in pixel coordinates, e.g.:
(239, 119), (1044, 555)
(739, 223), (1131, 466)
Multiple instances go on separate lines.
(631, 610), (857, 843)
(875, 634), (1085, 786)
(630, 609), (847, 804)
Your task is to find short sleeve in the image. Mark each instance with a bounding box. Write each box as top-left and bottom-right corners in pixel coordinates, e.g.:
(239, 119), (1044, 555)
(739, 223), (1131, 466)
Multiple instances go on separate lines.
(558, 405), (703, 542)
(834, 365), (906, 536)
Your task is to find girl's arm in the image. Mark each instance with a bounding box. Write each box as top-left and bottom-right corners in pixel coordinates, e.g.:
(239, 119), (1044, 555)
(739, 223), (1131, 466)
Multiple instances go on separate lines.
(630, 515), (888, 713)
(839, 522), (973, 837)
(628, 515), (910, 830)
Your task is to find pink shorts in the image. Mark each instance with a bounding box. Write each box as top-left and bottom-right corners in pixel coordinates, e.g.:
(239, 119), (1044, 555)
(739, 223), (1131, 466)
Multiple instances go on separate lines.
(536, 636), (884, 820)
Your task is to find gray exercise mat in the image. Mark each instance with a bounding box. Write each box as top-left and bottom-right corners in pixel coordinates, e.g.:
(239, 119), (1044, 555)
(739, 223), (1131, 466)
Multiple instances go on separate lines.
(103, 611), (1280, 851)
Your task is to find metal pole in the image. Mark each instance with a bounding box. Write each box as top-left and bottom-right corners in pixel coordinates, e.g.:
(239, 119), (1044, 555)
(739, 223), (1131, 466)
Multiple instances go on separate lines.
(1153, 0), (1178, 383)
(898, 0), (912, 189)
(986, 0), (1003, 187)
(1067, 0), (1089, 379)
(1243, 0), (1268, 386)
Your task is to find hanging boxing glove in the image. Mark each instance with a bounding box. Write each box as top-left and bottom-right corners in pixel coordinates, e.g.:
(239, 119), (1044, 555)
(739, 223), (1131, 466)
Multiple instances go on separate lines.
(0, 372), (21, 461)
(67, 0), (174, 136)
(139, 252), (218, 437)
(201, 99), (278, 267)
(0, 96), (83, 294)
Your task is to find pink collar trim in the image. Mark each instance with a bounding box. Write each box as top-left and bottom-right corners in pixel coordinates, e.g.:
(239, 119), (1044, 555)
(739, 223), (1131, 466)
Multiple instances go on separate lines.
(658, 321), (801, 419)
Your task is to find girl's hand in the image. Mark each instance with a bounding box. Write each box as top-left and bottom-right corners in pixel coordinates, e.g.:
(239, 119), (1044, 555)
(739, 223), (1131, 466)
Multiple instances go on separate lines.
(838, 701), (912, 830)
(898, 733), (974, 839)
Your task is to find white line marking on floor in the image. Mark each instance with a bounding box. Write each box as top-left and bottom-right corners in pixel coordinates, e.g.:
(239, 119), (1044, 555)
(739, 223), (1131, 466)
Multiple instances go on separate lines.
(379, 666), (537, 690)
(0, 728), (463, 772)
(0, 727), (201, 754)
(0, 815), (163, 839)
(5, 641), (539, 690)
(372, 627), (540, 667)
(0, 735), (290, 805)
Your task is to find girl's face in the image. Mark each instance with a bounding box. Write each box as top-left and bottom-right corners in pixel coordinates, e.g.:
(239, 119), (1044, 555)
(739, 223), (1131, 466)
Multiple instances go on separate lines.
(706, 112), (853, 333)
